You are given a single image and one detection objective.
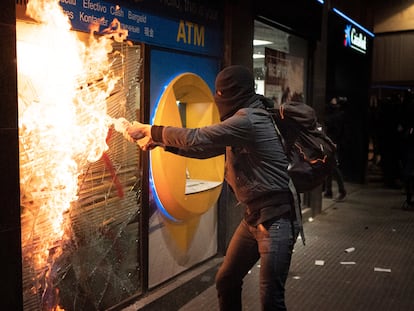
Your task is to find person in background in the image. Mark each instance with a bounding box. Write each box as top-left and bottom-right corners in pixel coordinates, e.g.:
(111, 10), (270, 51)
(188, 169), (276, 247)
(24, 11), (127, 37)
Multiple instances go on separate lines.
(378, 93), (405, 188)
(324, 96), (347, 202)
(125, 65), (302, 310)
(400, 91), (414, 209)
(368, 94), (381, 165)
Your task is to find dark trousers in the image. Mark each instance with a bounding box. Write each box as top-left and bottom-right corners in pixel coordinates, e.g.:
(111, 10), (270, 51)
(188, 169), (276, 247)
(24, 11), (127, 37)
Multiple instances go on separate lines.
(405, 178), (413, 203)
(325, 164), (346, 194)
(215, 217), (299, 311)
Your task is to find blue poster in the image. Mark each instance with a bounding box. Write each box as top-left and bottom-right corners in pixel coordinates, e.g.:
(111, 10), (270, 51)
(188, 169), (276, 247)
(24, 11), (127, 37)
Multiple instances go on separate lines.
(60, 0), (223, 57)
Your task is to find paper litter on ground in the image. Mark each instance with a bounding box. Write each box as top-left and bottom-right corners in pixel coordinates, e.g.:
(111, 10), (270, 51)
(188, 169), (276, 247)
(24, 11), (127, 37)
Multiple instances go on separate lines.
(315, 260), (325, 266)
(374, 267), (391, 273)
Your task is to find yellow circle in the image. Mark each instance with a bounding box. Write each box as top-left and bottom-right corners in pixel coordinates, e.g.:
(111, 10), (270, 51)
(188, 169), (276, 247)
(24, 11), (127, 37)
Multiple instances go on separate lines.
(151, 73), (225, 221)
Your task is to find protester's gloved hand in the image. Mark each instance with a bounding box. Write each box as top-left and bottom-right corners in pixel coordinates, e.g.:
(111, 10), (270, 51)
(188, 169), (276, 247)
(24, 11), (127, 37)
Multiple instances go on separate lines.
(138, 138), (164, 151)
(122, 130), (135, 143)
(127, 121), (152, 141)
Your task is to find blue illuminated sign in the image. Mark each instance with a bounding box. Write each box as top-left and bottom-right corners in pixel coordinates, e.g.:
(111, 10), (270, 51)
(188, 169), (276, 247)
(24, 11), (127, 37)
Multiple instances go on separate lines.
(333, 8), (375, 37)
(59, 0), (222, 57)
(332, 8), (373, 55)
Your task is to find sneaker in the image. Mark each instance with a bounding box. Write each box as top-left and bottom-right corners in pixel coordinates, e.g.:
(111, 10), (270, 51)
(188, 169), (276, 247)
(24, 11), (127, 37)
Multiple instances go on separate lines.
(334, 192), (346, 202)
(402, 201), (414, 210)
(324, 192), (333, 199)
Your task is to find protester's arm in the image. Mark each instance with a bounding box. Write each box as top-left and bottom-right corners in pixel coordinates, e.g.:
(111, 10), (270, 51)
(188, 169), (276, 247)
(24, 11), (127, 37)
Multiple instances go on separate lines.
(126, 121), (225, 158)
(126, 110), (253, 155)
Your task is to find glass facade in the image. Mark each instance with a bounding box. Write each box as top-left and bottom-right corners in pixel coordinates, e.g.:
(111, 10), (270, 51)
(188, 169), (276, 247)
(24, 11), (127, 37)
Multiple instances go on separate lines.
(253, 20), (308, 105)
(17, 14), (143, 309)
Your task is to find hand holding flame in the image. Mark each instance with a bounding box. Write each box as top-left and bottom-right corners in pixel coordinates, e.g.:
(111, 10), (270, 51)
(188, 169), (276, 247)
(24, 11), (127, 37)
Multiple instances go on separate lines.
(113, 118), (160, 151)
(113, 117), (134, 142)
(127, 121), (161, 151)
(113, 118), (155, 150)
(127, 121), (151, 141)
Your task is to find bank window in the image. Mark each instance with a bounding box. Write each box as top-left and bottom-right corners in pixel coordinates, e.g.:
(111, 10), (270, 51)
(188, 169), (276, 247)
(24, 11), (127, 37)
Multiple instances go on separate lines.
(17, 18), (144, 309)
(254, 20), (308, 105)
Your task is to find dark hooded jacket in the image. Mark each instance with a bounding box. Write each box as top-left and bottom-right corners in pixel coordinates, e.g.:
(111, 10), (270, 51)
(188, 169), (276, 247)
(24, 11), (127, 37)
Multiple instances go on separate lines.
(151, 65), (292, 225)
(325, 101), (345, 144)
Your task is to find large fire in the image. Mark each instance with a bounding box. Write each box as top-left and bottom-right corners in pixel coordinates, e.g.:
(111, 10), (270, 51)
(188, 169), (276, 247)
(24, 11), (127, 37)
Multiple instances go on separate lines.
(17, 0), (130, 309)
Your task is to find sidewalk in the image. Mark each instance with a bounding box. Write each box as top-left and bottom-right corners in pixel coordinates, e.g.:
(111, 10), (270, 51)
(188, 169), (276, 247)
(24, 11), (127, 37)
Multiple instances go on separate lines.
(124, 181), (414, 311)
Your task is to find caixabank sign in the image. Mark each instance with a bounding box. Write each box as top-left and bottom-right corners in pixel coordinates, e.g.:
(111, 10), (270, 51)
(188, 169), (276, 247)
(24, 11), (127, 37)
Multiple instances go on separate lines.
(332, 8), (374, 55)
(344, 24), (367, 54)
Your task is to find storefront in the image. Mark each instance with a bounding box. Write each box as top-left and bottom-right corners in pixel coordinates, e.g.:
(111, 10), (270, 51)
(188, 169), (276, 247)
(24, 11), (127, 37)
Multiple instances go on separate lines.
(326, 8), (374, 183)
(6, 1), (377, 310)
(251, 0), (323, 214)
(16, 0), (224, 310)
(253, 20), (309, 107)
(253, 2), (374, 184)
(252, 0), (322, 108)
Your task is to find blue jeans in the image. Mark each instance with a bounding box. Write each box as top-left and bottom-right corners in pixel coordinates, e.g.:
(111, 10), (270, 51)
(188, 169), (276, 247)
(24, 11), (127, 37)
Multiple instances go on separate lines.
(215, 216), (299, 311)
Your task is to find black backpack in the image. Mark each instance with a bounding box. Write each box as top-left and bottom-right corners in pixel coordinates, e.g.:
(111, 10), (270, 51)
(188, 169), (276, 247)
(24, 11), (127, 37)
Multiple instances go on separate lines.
(267, 101), (337, 193)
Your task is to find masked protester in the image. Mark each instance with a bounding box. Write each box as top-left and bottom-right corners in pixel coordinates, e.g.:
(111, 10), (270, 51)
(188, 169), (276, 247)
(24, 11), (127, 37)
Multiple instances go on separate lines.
(126, 65), (302, 311)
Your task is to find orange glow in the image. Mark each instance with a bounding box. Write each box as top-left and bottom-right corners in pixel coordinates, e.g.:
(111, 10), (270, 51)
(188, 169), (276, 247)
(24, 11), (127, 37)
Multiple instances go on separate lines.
(17, 0), (128, 309)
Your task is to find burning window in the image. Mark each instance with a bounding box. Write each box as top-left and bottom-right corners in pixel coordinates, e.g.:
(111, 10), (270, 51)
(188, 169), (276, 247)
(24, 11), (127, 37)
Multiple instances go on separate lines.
(17, 0), (143, 310)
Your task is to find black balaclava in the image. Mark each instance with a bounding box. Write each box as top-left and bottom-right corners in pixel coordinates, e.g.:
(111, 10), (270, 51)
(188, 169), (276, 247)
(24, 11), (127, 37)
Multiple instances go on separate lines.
(214, 65), (261, 121)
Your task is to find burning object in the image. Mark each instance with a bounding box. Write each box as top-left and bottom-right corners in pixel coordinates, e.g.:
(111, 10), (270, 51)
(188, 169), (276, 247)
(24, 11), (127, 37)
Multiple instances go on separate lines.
(17, 0), (142, 310)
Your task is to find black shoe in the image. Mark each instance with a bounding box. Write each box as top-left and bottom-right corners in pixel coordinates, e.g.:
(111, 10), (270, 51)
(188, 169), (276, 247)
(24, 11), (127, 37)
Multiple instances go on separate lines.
(334, 192), (346, 202)
(324, 192), (333, 199)
(402, 201), (414, 210)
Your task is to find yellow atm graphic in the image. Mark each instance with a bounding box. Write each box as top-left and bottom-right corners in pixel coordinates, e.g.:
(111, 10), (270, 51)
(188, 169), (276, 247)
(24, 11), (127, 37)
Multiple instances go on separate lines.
(151, 73), (225, 223)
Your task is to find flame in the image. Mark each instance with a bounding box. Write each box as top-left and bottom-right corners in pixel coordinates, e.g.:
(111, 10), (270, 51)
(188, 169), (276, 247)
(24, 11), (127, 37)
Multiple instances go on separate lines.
(17, 0), (128, 309)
